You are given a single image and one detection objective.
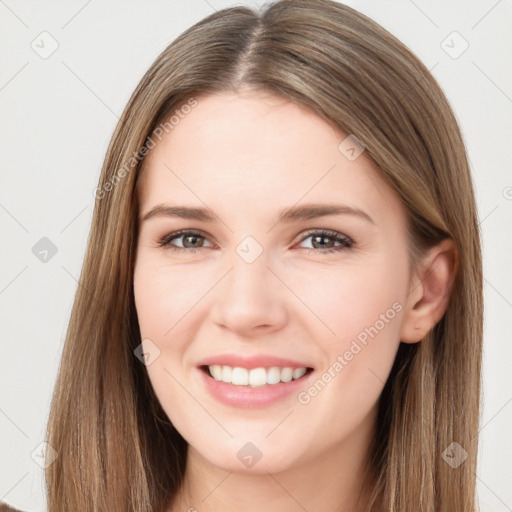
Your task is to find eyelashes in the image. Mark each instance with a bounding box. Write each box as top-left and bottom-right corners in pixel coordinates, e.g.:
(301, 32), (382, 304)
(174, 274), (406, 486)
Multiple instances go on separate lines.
(157, 229), (354, 256)
(157, 230), (215, 253)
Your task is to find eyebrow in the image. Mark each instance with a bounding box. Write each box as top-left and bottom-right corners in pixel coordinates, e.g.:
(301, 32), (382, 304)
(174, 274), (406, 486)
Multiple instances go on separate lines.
(140, 203), (375, 225)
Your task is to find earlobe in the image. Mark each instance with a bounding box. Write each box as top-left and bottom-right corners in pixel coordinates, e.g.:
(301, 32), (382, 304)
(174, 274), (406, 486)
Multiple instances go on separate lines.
(400, 238), (458, 344)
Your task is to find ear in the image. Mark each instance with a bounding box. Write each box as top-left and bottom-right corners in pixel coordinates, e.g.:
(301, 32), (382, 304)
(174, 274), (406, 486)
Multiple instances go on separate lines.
(400, 238), (458, 344)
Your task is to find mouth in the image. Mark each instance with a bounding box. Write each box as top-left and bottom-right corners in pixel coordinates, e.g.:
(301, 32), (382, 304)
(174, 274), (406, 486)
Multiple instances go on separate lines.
(195, 353), (316, 408)
(200, 364), (314, 388)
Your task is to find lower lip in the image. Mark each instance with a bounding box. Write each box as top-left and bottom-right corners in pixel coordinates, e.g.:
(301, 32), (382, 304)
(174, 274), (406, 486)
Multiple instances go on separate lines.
(198, 367), (314, 409)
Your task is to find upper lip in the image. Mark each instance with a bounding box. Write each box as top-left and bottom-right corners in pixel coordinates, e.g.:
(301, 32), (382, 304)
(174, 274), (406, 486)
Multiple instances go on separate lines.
(197, 354), (314, 370)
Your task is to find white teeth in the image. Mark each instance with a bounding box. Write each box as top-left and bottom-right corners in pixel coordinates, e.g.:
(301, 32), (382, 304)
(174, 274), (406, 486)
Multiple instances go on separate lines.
(231, 367), (249, 385)
(280, 367), (293, 383)
(266, 367), (281, 385)
(249, 367), (267, 387)
(207, 365), (309, 386)
(293, 367), (307, 380)
(221, 365), (232, 382)
(211, 364), (222, 381)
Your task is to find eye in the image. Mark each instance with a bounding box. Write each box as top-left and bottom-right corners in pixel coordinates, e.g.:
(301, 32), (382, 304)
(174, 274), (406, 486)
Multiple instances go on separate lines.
(297, 229), (354, 255)
(158, 228), (354, 256)
(157, 230), (215, 254)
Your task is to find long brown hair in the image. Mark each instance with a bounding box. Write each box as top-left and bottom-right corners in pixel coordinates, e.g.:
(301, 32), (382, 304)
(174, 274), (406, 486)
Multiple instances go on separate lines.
(45, 1), (483, 510)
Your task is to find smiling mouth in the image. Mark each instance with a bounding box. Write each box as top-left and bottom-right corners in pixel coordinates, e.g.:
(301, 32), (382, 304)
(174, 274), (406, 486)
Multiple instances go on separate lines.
(200, 365), (314, 387)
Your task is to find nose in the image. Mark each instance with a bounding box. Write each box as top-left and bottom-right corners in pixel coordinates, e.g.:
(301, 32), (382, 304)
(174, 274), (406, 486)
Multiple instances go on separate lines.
(210, 252), (288, 337)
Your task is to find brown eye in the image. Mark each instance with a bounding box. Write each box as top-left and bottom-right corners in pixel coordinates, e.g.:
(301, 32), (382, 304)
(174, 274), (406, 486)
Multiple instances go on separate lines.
(158, 230), (214, 253)
(298, 230), (354, 254)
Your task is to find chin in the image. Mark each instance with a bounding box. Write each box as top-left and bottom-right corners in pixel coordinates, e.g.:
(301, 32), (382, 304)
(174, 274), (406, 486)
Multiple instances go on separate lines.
(191, 436), (304, 475)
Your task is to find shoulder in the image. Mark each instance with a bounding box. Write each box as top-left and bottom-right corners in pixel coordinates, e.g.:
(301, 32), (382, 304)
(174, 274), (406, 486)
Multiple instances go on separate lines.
(0, 503), (26, 512)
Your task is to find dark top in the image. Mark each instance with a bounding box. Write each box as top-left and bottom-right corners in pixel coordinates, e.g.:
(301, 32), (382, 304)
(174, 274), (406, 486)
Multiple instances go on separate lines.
(0, 503), (24, 512)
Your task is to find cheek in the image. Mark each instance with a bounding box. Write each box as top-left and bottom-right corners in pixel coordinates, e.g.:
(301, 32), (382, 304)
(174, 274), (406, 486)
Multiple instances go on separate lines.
(133, 256), (218, 401)
(287, 250), (408, 345)
(133, 260), (196, 428)
(133, 257), (205, 340)
(132, 260), (192, 393)
(289, 252), (407, 420)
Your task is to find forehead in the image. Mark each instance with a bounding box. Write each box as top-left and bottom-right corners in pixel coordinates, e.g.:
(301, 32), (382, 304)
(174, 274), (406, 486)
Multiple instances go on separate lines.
(137, 91), (404, 228)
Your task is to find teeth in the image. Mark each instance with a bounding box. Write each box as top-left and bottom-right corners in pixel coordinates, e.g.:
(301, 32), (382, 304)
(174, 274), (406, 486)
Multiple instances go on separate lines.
(207, 365), (309, 386)
(248, 367), (266, 387)
(221, 365), (232, 382)
(280, 367), (293, 383)
(231, 367), (249, 385)
(266, 367), (281, 385)
(211, 365), (223, 381)
(292, 367), (307, 380)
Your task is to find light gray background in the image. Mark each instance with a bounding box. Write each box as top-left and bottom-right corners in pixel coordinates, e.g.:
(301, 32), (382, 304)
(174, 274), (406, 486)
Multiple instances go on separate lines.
(1, 1), (510, 511)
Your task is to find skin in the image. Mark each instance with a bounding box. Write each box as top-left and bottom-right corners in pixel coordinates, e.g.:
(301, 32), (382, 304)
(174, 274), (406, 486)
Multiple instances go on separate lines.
(133, 89), (456, 512)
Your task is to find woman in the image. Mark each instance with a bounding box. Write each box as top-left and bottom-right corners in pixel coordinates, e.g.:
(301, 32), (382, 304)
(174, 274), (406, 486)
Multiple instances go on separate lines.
(1, 0), (483, 510)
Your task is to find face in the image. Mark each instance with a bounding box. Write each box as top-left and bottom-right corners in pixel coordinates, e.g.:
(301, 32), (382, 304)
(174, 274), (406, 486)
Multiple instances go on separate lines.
(133, 90), (412, 475)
